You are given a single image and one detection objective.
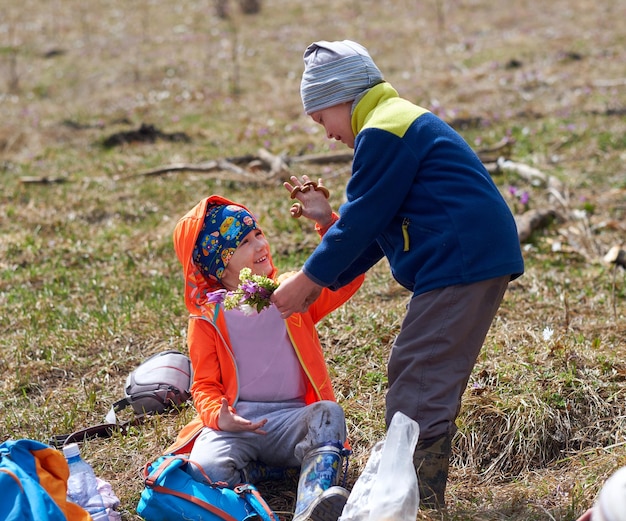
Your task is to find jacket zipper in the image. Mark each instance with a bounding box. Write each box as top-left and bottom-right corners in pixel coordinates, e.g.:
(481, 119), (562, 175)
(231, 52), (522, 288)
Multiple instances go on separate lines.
(402, 218), (410, 252)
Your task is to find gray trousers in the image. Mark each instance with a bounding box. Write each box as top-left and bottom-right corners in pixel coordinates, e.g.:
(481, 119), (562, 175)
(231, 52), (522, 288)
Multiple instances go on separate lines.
(386, 275), (510, 441)
(187, 399), (346, 486)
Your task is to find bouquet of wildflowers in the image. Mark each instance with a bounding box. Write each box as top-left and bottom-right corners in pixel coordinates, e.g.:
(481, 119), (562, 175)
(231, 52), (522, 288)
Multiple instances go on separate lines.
(207, 267), (279, 314)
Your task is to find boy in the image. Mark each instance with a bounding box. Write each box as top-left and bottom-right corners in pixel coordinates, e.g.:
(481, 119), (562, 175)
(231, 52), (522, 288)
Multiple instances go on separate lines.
(272, 40), (524, 509)
(165, 181), (364, 521)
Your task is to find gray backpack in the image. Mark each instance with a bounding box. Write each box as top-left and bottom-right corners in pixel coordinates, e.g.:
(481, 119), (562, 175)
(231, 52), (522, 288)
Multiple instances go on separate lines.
(51, 350), (193, 447)
(106, 350), (193, 422)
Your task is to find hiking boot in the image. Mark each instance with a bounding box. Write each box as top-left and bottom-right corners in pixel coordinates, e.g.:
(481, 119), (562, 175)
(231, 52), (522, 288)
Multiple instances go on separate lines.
(294, 486), (349, 521)
(293, 441), (350, 521)
(413, 432), (452, 510)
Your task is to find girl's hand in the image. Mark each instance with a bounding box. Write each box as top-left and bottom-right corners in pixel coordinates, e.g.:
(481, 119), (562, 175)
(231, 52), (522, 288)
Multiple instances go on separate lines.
(217, 398), (268, 434)
(284, 175), (333, 228)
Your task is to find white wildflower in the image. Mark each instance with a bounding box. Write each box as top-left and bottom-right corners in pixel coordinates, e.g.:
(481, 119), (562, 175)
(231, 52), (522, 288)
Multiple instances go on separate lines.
(239, 304), (256, 316)
(542, 326), (554, 342)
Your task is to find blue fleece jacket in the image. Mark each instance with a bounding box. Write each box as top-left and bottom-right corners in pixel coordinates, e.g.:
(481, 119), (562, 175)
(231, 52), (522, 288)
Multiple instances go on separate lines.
(303, 82), (524, 295)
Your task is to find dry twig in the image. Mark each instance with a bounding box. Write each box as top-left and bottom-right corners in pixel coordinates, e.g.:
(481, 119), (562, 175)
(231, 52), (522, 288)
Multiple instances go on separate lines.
(19, 176), (68, 184)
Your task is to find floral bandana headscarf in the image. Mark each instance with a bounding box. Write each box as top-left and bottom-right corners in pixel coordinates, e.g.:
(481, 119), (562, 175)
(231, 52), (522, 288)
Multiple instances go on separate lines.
(193, 203), (258, 282)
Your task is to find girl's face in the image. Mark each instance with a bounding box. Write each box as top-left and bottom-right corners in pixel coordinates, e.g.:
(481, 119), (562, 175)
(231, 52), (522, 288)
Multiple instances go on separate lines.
(310, 101), (355, 149)
(221, 229), (273, 290)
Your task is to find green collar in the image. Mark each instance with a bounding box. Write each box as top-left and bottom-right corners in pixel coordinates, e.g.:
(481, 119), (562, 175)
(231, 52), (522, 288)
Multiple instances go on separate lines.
(352, 82), (400, 135)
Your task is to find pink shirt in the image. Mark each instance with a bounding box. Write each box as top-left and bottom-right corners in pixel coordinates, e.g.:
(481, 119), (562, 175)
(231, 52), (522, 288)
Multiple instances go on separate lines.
(224, 305), (307, 402)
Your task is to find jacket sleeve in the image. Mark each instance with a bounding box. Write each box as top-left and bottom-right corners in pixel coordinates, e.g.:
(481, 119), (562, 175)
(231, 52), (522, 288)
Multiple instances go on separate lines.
(187, 316), (237, 430)
(303, 212), (366, 323)
(327, 241), (384, 290)
(306, 272), (365, 324)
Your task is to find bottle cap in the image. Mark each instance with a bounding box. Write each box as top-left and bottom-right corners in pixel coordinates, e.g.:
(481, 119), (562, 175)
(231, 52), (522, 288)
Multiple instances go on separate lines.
(62, 443), (80, 459)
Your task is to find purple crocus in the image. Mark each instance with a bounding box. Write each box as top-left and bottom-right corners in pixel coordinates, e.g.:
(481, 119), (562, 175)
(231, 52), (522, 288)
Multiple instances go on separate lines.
(240, 281), (259, 296)
(256, 287), (272, 300)
(207, 289), (227, 304)
(519, 191), (530, 206)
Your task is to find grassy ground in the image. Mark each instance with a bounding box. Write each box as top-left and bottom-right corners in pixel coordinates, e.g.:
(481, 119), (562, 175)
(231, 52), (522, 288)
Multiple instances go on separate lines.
(1, 0), (625, 519)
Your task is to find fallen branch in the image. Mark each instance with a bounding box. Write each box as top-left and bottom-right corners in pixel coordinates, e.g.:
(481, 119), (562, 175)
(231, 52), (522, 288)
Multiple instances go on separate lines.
(121, 159), (271, 183)
(20, 176), (68, 184)
(129, 160), (221, 177)
(123, 148), (354, 182)
(495, 158), (565, 195)
(256, 148), (290, 177)
(496, 157), (547, 185)
(515, 208), (563, 243)
(288, 151), (355, 165)
(475, 137), (515, 163)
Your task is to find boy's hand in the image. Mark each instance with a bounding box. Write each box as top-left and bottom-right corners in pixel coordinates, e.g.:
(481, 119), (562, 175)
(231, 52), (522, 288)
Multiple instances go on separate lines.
(271, 270), (323, 318)
(285, 175), (334, 228)
(217, 398), (268, 434)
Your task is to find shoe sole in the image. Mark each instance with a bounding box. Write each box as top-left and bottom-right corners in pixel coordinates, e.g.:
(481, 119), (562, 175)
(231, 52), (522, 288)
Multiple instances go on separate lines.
(307, 488), (349, 521)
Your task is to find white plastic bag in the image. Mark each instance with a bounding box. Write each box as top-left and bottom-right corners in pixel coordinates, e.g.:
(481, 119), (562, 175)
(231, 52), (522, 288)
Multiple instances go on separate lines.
(96, 478), (122, 521)
(339, 411), (420, 521)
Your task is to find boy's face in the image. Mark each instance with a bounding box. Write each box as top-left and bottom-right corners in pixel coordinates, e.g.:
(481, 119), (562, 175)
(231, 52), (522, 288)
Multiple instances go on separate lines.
(310, 101), (355, 148)
(221, 229), (273, 291)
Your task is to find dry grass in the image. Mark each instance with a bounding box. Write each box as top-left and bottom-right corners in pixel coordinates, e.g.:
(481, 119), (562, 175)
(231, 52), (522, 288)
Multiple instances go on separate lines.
(1, 0), (626, 520)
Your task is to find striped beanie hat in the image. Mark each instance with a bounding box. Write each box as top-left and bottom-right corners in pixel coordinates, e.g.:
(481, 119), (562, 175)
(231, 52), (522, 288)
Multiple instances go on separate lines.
(300, 40), (384, 115)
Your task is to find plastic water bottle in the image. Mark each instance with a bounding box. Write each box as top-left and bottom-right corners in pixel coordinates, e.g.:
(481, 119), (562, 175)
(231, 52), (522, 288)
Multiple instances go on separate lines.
(63, 443), (109, 521)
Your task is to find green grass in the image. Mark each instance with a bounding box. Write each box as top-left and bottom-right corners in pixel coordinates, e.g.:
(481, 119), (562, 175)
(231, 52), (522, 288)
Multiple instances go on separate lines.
(2, 0), (626, 520)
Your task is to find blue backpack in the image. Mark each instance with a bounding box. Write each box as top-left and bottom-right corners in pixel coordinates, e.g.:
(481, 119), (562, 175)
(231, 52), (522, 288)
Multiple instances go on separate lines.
(137, 455), (278, 521)
(0, 438), (92, 521)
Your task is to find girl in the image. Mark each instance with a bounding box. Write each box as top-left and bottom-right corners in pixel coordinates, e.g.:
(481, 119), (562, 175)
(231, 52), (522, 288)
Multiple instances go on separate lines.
(165, 179), (364, 521)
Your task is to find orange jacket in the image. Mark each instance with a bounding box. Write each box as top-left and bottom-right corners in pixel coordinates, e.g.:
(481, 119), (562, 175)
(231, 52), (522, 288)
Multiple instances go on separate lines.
(166, 195), (364, 454)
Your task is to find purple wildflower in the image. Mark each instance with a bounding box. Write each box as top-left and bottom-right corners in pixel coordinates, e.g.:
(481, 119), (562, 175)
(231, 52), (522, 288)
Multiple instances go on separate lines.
(519, 191), (530, 205)
(256, 287), (272, 299)
(207, 289), (227, 304)
(240, 281), (259, 295)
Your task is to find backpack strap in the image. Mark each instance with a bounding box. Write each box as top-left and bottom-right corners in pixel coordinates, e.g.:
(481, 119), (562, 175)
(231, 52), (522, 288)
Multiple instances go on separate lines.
(49, 421), (128, 448)
(49, 410), (147, 448)
(148, 485), (240, 521)
(233, 484), (279, 521)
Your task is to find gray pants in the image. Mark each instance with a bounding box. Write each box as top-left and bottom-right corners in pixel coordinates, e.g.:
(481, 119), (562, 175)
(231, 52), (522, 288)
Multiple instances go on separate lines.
(386, 275), (510, 441)
(187, 400), (346, 486)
